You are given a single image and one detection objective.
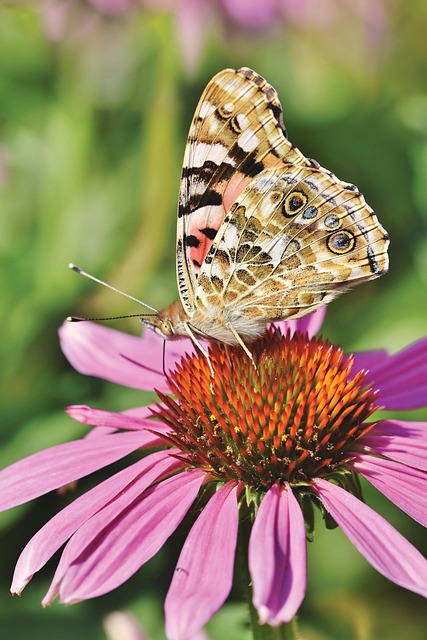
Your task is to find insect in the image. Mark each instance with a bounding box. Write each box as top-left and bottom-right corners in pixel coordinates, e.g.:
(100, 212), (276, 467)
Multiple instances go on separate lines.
(143, 67), (389, 354)
(70, 68), (389, 361)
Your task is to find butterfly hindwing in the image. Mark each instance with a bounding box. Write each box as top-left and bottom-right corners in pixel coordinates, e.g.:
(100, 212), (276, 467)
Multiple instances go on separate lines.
(194, 163), (389, 323)
(177, 67), (310, 313)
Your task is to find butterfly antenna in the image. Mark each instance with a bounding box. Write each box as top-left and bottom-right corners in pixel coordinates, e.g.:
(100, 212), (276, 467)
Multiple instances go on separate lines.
(67, 313), (158, 323)
(68, 263), (159, 313)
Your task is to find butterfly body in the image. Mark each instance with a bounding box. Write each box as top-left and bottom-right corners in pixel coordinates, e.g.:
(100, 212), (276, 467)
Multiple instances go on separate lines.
(145, 67), (389, 346)
(148, 298), (268, 344)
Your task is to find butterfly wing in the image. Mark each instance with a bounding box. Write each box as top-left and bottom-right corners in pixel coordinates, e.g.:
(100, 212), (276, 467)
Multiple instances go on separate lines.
(194, 164), (389, 329)
(177, 67), (311, 314)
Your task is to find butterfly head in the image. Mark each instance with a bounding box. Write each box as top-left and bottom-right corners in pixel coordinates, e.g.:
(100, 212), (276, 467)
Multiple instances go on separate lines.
(142, 300), (189, 340)
(142, 315), (175, 339)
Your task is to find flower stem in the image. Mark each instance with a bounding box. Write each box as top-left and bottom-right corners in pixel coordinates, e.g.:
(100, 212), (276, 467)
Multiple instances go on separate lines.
(237, 517), (298, 640)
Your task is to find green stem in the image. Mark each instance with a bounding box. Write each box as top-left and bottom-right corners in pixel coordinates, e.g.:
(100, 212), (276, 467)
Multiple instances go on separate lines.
(238, 517), (299, 640)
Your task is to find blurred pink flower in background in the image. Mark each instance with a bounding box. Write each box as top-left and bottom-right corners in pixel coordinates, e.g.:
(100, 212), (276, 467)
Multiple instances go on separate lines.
(0, 309), (426, 638)
(103, 611), (150, 640)
(38, 0), (388, 73)
(89, 0), (138, 14)
(218, 0), (387, 38)
(218, 0), (280, 30)
(41, 0), (140, 42)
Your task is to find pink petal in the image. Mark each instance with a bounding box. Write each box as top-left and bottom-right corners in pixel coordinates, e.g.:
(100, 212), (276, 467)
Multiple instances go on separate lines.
(67, 404), (152, 427)
(44, 470), (205, 604)
(313, 478), (427, 597)
(360, 420), (427, 472)
(370, 420), (427, 439)
(0, 432), (148, 512)
(84, 425), (116, 438)
(364, 337), (427, 410)
(249, 482), (306, 625)
(59, 321), (194, 392)
(12, 451), (181, 594)
(367, 336), (427, 384)
(350, 349), (389, 374)
(275, 306), (326, 339)
(66, 404), (170, 440)
(375, 387), (427, 411)
(165, 482), (240, 640)
(349, 453), (427, 526)
(292, 305), (327, 337)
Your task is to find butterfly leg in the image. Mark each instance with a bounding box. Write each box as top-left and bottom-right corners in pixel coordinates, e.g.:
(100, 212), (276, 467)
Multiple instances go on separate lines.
(183, 322), (215, 378)
(225, 323), (257, 372)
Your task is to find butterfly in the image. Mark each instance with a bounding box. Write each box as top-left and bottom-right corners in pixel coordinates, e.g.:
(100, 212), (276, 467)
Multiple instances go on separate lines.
(144, 67), (389, 353)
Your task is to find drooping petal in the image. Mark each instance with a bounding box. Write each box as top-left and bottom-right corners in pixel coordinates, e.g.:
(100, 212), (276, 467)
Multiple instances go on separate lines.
(249, 482), (306, 625)
(43, 469), (205, 605)
(59, 321), (195, 392)
(349, 453), (427, 526)
(165, 482), (240, 640)
(363, 337), (427, 410)
(350, 349), (389, 374)
(12, 451), (181, 594)
(66, 404), (170, 439)
(275, 306), (326, 339)
(0, 432), (148, 512)
(367, 336), (427, 384)
(360, 420), (427, 472)
(84, 426), (116, 437)
(313, 478), (427, 597)
(67, 404), (151, 426)
(375, 386), (427, 411)
(370, 420), (427, 439)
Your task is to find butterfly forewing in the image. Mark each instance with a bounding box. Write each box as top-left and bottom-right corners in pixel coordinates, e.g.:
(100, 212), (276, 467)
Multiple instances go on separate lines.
(177, 67), (311, 314)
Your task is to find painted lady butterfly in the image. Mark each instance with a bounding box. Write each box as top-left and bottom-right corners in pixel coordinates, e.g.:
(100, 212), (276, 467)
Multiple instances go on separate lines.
(145, 67), (389, 352)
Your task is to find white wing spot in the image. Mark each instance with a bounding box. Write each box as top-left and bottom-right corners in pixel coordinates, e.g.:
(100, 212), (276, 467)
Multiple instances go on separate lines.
(264, 235), (290, 265)
(260, 196), (280, 218)
(236, 113), (250, 130)
(192, 142), (234, 168)
(198, 101), (216, 118)
(221, 223), (239, 249)
(238, 128), (260, 153)
(223, 102), (235, 114)
(210, 262), (227, 285)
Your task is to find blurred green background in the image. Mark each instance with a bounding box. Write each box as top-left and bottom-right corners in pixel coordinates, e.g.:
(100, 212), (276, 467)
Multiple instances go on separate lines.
(0, 1), (426, 638)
